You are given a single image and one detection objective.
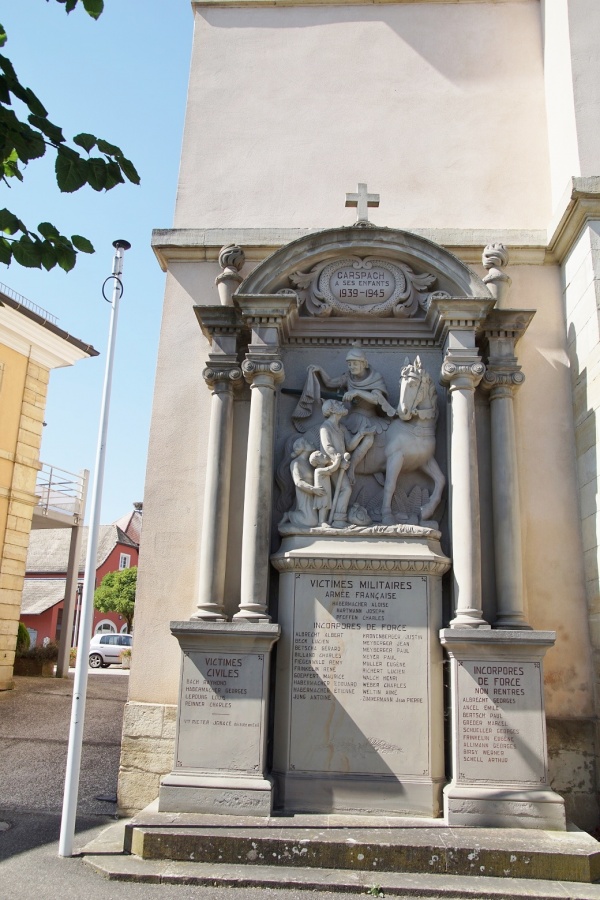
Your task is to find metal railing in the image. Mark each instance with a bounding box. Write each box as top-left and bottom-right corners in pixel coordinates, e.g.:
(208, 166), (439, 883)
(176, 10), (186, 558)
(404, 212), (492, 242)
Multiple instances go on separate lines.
(0, 281), (58, 325)
(35, 463), (86, 519)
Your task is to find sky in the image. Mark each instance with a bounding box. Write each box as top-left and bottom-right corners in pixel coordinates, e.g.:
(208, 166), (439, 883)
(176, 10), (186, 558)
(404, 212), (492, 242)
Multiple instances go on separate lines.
(1, 0), (193, 524)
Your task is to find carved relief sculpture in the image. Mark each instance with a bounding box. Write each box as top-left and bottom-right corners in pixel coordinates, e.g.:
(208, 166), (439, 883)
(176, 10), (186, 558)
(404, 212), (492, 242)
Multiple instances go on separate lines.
(379, 357), (445, 525)
(318, 399), (375, 527)
(278, 438), (323, 529)
(281, 350), (446, 532)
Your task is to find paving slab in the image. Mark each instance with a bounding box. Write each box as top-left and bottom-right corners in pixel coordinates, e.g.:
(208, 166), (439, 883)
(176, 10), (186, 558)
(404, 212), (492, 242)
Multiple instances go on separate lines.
(84, 848), (600, 899)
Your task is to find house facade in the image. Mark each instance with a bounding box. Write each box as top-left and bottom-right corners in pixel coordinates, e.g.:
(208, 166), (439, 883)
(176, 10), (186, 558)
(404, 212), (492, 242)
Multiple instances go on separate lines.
(0, 284), (97, 690)
(20, 508), (141, 647)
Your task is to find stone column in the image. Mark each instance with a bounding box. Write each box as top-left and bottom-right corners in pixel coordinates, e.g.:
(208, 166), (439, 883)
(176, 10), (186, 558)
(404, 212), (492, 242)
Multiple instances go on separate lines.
(481, 310), (535, 629)
(429, 298), (495, 629)
(234, 297), (294, 622)
(193, 307), (243, 620)
(442, 358), (488, 628)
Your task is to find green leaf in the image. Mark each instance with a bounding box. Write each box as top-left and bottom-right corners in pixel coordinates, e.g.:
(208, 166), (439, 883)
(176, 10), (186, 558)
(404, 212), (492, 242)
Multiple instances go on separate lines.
(0, 53), (18, 82)
(7, 117), (46, 162)
(64, 0), (78, 12)
(0, 238), (12, 265)
(0, 25), (7, 49)
(0, 75), (10, 105)
(28, 114), (65, 145)
(2, 149), (21, 180)
(117, 155), (140, 185)
(40, 240), (57, 272)
(23, 88), (47, 119)
(55, 147), (87, 192)
(73, 132), (96, 153)
(55, 242), (76, 272)
(0, 208), (23, 235)
(37, 221), (61, 240)
(97, 137), (121, 158)
(11, 236), (43, 269)
(82, 0), (104, 20)
(71, 234), (94, 254)
(104, 159), (124, 190)
(86, 156), (107, 191)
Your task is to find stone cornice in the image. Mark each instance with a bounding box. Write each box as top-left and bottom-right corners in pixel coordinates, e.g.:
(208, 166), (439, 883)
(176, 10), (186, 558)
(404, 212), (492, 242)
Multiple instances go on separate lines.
(427, 297), (495, 345)
(154, 183), (600, 272)
(480, 309), (536, 342)
(193, 305), (242, 341)
(547, 177), (600, 264)
(151, 228), (548, 271)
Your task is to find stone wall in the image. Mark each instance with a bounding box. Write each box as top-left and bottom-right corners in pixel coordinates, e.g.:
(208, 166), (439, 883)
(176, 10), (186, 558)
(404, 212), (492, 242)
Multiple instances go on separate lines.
(118, 700), (176, 816)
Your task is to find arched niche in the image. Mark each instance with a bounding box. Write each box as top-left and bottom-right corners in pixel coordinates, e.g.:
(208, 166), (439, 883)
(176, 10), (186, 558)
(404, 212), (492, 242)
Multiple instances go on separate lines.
(238, 226), (491, 306)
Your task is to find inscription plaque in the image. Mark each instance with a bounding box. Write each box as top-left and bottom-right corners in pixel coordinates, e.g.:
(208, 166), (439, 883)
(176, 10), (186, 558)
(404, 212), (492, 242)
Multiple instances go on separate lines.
(176, 650), (265, 772)
(288, 573), (429, 776)
(325, 259), (397, 305)
(455, 659), (547, 784)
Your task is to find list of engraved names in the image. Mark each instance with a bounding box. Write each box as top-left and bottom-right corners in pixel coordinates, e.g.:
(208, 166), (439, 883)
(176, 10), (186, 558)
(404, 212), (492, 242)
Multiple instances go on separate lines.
(457, 660), (546, 784)
(289, 574), (429, 776)
(176, 651), (264, 771)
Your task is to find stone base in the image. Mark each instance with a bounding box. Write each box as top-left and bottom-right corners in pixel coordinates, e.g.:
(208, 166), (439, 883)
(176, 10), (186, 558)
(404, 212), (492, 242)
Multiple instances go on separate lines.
(444, 785), (567, 829)
(117, 806), (600, 883)
(440, 629), (566, 831)
(274, 771), (443, 817)
(159, 773), (274, 816)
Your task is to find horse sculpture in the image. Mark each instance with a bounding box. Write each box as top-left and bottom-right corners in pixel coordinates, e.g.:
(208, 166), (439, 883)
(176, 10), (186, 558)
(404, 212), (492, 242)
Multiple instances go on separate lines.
(354, 356), (445, 525)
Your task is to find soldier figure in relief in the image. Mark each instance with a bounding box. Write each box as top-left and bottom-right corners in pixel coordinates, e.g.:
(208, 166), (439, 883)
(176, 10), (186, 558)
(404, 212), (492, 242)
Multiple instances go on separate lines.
(307, 342), (394, 484)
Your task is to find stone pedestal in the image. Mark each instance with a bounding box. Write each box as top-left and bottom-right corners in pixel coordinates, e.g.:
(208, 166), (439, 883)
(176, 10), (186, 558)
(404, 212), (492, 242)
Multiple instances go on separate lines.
(159, 621), (280, 816)
(440, 629), (566, 829)
(271, 529), (450, 817)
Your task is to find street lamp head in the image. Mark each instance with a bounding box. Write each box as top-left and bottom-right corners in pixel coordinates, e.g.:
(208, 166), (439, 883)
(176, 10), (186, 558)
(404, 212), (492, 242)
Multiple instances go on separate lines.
(112, 239), (131, 251)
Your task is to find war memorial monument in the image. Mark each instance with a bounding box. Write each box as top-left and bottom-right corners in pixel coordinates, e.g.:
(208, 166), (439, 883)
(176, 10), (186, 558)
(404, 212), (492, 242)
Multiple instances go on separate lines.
(112, 0), (600, 886)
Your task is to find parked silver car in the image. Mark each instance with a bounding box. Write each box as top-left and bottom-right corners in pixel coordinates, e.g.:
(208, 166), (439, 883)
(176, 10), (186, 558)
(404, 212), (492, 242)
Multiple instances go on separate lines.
(88, 633), (132, 668)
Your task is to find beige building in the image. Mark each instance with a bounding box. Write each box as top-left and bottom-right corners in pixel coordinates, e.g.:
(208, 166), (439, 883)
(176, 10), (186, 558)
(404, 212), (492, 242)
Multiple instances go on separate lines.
(0, 284), (97, 690)
(120, 0), (600, 828)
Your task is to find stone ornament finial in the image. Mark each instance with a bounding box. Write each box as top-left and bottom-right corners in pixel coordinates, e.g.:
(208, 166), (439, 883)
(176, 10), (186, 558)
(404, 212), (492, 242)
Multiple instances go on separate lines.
(215, 244), (245, 306)
(482, 243), (511, 305)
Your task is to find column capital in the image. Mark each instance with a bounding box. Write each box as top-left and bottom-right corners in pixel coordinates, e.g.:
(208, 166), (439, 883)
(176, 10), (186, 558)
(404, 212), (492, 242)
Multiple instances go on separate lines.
(481, 367), (525, 400)
(242, 356), (285, 387)
(441, 357), (485, 391)
(202, 363), (244, 393)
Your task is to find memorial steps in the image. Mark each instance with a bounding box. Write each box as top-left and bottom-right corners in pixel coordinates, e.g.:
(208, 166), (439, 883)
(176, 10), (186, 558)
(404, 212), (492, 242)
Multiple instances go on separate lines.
(81, 805), (600, 895)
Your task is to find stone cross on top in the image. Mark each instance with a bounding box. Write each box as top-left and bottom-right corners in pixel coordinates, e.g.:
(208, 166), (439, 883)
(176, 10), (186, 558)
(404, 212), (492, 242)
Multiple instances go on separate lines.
(345, 183), (380, 224)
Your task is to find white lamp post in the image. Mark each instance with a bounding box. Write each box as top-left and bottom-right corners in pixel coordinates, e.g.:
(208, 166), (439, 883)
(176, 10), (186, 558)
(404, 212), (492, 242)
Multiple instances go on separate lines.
(58, 239), (131, 858)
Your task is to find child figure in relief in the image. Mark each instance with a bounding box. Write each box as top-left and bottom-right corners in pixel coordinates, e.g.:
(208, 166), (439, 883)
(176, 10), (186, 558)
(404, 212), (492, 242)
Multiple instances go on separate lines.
(309, 450), (342, 526)
(283, 438), (325, 529)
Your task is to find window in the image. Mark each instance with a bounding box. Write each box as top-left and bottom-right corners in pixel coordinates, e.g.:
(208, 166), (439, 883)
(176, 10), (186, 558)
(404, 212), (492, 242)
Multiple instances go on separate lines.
(95, 620), (116, 635)
(119, 553), (131, 570)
